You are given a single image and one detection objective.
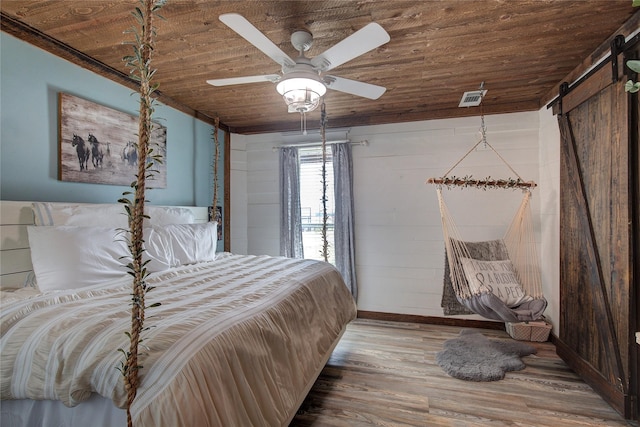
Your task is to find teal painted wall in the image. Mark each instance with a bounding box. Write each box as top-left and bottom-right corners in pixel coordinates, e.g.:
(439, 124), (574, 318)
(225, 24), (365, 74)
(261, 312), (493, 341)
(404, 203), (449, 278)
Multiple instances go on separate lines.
(0, 32), (224, 210)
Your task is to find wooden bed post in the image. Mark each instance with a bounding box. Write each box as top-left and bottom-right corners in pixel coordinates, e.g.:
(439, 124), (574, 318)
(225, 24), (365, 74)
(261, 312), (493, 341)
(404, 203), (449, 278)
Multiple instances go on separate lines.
(119, 1), (165, 426)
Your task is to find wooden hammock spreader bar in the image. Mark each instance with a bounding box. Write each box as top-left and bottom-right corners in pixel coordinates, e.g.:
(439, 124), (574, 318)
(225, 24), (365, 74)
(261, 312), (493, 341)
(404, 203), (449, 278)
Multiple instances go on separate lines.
(426, 177), (537, 188)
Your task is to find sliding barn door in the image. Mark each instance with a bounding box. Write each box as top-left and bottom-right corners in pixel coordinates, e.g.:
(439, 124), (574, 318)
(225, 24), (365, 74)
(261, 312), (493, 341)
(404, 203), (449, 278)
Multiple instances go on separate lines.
(556, 40), (638, 420)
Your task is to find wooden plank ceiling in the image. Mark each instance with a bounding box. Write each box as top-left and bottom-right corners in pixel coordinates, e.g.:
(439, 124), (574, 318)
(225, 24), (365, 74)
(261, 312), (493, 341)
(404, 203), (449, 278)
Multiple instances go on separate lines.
(1, 1), (637, 134)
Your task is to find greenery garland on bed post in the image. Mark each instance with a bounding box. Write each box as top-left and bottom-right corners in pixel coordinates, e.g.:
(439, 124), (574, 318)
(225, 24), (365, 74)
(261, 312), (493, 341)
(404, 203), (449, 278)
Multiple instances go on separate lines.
(320, 102), (329, 262)
(117, 1), (165, 426)
(212, 117), (220, 223)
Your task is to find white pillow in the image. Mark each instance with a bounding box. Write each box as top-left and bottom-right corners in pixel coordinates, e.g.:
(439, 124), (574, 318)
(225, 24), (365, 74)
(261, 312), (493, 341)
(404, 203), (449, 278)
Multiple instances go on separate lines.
(32, 202), (127, 227)
(32, 202), (195, 227)
(460, 258), (532, 307)
(148, 222), (217, 267)
(27, 226), (130, 291)
(26, 222), (216, 291)
(146, 206), (195, 225)
(144, 227), (174, 271)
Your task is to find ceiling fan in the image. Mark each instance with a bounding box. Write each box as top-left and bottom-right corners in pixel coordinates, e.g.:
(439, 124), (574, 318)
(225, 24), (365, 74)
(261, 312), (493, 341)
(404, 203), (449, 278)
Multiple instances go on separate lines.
(207, 13), (390, 114)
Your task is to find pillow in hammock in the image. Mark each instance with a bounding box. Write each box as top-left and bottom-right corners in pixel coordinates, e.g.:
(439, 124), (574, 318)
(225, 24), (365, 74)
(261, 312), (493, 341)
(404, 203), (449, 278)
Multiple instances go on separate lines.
(460, 258), (532, 307)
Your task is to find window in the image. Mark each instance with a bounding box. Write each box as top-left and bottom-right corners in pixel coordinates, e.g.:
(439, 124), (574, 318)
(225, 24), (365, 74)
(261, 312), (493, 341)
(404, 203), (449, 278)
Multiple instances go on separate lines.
(298, 146), (335, 264)
(279, 142), (356, 296)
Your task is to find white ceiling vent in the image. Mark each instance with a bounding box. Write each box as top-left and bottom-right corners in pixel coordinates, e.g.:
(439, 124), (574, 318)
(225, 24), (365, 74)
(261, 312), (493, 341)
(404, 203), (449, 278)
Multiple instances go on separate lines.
(458, 89), (487, 107)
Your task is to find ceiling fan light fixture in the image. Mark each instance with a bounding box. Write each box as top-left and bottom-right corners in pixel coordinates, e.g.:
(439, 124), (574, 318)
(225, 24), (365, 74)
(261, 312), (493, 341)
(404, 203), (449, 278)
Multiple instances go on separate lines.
(276, 77), (327, 113)
(213, 14), (390, 117)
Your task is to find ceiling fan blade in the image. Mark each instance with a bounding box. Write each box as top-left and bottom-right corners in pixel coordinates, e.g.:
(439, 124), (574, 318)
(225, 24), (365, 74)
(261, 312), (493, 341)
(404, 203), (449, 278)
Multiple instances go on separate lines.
(324, 75), (386, 100)
(206, 74), (280, 86)
(311, 23), (390, 71)
(219, 13), (295, 68)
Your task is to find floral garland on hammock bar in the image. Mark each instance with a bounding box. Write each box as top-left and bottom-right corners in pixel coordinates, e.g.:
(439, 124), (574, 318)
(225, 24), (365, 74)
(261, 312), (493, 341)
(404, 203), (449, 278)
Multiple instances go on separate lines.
(116, 1), (165, 426)
(426, 176), (536, 190)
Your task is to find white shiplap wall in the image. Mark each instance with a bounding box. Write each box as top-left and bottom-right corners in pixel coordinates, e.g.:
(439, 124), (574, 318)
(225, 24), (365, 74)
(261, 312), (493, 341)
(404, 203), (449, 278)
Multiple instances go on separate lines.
(234, 111), (545, 319)
(230, 138), (249, 254)
(537, 107), (561, 332)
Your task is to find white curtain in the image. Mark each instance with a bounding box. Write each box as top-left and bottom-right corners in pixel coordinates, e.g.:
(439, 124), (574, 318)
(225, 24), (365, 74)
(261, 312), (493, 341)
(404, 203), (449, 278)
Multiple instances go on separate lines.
(332, 143), (357, 298)
(279, 147), (303, 258)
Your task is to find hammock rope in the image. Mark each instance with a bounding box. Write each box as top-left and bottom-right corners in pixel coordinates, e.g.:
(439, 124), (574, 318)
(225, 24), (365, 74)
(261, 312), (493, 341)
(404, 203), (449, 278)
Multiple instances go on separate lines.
(503, 189), (544, 299)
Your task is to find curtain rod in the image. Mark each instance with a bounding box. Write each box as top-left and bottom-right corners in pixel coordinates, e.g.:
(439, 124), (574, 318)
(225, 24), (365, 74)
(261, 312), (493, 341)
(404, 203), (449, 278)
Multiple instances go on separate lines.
(273, 140), (368, 150)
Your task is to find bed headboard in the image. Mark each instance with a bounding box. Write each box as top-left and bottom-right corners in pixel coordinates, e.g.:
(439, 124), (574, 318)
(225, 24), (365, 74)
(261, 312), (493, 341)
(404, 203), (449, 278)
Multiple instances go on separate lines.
(0, 201), (209, 290)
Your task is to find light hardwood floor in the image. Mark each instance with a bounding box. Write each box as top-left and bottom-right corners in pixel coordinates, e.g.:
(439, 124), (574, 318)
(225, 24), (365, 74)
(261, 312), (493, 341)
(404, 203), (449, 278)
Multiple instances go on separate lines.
(291, 319), (637, 427)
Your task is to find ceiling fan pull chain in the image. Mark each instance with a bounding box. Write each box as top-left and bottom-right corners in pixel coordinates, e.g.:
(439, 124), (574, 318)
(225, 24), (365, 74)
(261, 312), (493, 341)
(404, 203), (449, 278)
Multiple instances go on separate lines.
(301, 111), (308, 135)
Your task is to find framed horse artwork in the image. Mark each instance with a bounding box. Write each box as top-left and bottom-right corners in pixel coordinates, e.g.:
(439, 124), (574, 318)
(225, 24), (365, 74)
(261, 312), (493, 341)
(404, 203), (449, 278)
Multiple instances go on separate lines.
(58, 92), (167, 188)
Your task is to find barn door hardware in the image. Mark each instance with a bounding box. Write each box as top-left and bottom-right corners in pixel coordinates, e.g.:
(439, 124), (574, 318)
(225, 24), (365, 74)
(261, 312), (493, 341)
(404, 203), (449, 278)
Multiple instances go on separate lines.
(549, 34), (631, 113)
(556, 81), (570, 116)
(611, 34), (625, 83)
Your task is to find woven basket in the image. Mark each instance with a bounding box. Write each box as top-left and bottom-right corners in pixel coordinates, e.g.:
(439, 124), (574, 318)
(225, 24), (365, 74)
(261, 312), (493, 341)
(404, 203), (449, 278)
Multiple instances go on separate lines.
(506, 320), (551, 342)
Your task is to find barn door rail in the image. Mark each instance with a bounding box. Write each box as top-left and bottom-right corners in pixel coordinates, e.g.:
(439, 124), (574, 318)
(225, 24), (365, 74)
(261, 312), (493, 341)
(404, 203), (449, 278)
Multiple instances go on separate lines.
(548, 33), (638, 114)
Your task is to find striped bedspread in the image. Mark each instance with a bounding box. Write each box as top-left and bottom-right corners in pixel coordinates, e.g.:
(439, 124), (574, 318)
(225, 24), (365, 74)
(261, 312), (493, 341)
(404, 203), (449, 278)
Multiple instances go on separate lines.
(1, 253), (356, 426)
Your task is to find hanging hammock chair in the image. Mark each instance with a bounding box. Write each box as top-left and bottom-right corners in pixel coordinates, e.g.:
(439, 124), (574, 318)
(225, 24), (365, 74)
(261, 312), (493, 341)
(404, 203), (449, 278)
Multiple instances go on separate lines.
(434, 186), (547, 322)
(427, 116), (546, 323)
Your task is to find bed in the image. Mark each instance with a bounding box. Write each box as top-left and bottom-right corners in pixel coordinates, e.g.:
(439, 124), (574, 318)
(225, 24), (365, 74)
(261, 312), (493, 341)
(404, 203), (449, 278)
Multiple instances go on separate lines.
(0, 201), (357, 426)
